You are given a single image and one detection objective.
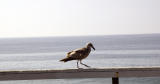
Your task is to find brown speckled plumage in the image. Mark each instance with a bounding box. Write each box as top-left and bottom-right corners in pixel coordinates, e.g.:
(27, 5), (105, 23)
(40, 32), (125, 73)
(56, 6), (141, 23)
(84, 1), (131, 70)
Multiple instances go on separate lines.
(60, 43), (95, 68)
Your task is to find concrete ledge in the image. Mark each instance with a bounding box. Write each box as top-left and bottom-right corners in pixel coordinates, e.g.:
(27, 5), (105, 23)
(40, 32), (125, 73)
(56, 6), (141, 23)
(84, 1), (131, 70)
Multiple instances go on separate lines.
(0, 67), (160, 80)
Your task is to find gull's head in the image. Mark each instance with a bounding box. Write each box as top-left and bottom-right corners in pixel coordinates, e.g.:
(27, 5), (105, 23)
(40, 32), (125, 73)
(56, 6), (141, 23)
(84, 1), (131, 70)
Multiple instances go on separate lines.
(86, 42), (95, 50)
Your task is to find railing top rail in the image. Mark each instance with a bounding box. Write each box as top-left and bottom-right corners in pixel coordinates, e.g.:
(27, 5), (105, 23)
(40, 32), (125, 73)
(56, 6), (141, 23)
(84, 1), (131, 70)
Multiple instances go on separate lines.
(1, 67), (160, 72)
(0, 67), (160, 80)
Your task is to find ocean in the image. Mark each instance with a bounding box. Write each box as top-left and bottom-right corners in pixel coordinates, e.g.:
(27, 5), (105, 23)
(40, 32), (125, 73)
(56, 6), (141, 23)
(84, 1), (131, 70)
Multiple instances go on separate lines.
(0, 34), (160, 84)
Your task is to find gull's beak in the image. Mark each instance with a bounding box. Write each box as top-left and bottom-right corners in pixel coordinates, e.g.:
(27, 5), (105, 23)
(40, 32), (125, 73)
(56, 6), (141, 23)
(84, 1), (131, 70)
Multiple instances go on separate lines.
(91, 45), (95, 51)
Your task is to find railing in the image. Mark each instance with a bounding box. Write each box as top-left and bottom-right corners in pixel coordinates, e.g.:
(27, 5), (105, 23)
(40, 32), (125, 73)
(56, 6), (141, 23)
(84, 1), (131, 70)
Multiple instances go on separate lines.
(0, 67), (160, 84)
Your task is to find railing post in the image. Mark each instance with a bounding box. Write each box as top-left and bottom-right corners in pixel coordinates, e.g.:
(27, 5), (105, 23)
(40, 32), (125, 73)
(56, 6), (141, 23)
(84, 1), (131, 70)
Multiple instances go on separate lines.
(112, 72), (119, 84)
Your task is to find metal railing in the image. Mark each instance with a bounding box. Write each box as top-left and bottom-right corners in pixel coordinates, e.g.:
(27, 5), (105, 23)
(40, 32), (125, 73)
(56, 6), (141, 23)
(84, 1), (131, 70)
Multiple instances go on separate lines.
(0, 67), (160, 84)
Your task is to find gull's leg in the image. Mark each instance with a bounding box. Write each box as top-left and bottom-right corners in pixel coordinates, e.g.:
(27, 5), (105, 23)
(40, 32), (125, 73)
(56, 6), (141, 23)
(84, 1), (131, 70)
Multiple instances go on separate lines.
(77, 60), (79, 69)
(80, 60), (90, 67)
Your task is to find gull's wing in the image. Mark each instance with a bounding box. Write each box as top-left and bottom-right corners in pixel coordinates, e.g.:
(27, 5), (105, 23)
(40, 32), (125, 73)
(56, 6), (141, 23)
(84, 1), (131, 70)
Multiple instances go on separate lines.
(74, 47), (86, 53)
(67, 47), (87, 59)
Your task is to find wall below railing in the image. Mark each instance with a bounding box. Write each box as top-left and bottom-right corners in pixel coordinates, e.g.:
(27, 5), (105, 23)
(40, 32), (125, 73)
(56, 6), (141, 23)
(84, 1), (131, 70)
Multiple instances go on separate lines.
(0, 67), (160, 84)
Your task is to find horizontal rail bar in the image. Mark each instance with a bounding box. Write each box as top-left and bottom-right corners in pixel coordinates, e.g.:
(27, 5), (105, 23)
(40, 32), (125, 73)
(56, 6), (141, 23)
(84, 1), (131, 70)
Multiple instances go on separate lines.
(0, 67), (160, 80)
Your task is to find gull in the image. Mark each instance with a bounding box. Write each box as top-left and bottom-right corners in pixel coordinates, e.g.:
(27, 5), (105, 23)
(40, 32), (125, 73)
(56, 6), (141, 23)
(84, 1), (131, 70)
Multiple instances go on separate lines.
(60, 43), (95, 68)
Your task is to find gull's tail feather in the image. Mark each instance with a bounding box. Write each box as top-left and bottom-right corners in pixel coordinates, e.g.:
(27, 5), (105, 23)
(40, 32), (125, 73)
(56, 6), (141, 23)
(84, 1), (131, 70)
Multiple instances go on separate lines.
(60, 57), (74, 62)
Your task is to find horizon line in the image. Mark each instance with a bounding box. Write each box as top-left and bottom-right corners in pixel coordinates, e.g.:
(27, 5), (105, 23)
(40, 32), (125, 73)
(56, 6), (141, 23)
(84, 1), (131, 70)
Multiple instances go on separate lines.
(0, 33), (160, 39)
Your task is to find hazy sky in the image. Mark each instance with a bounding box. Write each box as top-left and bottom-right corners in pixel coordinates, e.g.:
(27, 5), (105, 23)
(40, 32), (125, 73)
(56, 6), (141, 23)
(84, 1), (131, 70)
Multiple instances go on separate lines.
(0, 0), (160, 37)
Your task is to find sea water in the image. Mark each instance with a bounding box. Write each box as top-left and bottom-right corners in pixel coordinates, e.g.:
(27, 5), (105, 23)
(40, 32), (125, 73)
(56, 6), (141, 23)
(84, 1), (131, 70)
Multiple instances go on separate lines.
(0, 34), (160, 84)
